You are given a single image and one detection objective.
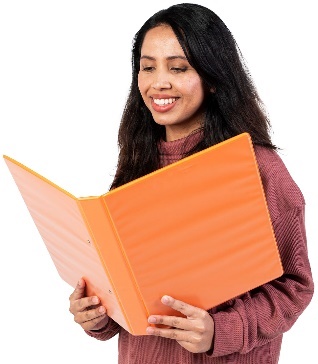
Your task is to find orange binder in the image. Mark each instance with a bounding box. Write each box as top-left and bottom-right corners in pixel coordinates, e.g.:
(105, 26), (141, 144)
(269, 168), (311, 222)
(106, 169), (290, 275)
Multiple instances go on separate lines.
(3, 133), (283, 335)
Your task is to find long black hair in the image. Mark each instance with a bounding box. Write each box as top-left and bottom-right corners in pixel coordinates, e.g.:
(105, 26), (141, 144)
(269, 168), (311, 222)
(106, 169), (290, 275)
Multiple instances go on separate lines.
(110, 3), (276, 189)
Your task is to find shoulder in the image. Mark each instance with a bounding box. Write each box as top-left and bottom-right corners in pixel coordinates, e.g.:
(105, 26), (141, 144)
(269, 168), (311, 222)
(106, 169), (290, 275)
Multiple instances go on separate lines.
(254, 145), (287, 176)
(253, 145), (305, 222)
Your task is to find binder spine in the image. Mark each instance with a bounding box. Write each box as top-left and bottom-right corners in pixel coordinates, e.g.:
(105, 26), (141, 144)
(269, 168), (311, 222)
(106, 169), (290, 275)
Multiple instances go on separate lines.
(78, 197), (149, 335)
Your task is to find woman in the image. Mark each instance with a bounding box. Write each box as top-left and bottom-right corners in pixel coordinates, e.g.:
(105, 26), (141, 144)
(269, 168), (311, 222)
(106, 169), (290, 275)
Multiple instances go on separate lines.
(69, 3), (314, 363)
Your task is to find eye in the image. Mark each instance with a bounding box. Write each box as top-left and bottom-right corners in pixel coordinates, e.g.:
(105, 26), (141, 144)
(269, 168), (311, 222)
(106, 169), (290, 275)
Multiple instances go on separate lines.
(171, 67), (188, 73)
(141, 66), (155, 72)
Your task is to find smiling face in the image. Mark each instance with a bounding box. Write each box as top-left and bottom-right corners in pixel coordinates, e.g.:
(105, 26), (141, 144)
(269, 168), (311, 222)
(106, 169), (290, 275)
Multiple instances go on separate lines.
(138, 25), (207, 141)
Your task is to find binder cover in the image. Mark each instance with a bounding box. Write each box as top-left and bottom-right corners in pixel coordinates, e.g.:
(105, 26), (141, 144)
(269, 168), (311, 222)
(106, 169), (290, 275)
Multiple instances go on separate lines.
(3, 133), (283, 335)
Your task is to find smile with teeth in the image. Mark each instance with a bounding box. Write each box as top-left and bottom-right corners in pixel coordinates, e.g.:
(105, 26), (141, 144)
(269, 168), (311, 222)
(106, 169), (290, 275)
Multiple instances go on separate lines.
(153, 98), (177, 106)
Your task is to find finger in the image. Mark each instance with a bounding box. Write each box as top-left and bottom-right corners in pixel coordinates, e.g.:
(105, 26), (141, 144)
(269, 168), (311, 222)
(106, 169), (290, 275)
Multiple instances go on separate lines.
(161, 296), (204, 319)
(148, 315), (195, 331)
(146, 326), (199, 344)
(69, 295), (100, 315)
(81, 315), (107, 331)
(80, 308), (107, 331)
(75, 305), (106, 325)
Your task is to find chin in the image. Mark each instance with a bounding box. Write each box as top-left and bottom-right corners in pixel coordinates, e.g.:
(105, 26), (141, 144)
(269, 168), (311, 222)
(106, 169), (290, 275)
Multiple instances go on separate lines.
(152, 119), (172, 127)
(152, 115), (178, 126)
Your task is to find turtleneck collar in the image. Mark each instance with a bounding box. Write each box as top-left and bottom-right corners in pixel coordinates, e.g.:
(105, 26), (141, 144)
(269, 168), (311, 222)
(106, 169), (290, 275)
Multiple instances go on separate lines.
(158, 128), (203, 168)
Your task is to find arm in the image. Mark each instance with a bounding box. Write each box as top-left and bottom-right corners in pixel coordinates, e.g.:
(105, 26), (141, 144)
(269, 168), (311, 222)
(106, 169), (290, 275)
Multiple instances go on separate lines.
(209, 204), (314, 356)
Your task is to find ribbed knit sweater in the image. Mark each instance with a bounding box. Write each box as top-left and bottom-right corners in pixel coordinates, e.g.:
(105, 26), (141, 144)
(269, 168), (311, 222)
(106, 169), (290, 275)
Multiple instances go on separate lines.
(86, 130), (314, 363)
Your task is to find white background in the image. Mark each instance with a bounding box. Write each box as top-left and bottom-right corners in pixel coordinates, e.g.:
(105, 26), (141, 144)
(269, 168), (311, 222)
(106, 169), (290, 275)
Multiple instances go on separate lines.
(0, 1), (316, 363)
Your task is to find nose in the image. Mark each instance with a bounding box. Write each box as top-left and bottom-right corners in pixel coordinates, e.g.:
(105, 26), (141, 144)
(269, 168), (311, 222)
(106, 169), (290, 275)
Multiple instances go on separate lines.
(151, 70), (172, 90)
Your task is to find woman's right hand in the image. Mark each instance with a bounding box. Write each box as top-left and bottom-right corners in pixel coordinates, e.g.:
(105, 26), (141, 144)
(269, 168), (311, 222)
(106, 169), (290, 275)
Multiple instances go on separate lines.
(69, 278), (108, 331)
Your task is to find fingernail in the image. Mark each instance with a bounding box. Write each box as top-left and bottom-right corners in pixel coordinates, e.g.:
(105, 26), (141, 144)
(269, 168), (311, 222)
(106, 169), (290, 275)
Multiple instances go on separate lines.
(99, 306), (106, 314)
(148, 316), (156, 323)
(92, 297), (99, 304)
(162, 295), (170, 304)
(146, 327), (155, 334)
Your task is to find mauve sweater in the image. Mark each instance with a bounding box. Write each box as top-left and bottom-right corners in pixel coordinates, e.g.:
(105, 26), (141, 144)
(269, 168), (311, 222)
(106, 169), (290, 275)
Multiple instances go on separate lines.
(86, 131), (314, 363)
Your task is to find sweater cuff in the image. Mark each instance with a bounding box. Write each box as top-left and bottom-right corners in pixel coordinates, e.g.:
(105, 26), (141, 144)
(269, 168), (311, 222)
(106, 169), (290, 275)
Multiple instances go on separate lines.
(206, 309), (243, 357)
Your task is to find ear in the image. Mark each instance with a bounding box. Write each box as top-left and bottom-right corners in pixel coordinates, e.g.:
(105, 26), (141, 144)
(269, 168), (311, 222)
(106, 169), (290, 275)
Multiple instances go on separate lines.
(210, 86), (216, 93)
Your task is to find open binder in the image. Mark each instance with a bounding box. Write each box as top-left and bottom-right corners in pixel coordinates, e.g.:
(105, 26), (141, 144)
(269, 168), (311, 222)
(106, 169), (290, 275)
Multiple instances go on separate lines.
(3, 133), (283, 335)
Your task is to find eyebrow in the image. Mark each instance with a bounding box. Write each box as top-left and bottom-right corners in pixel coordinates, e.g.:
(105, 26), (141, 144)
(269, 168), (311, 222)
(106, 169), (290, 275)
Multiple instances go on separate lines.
(140, 55), (188, 61)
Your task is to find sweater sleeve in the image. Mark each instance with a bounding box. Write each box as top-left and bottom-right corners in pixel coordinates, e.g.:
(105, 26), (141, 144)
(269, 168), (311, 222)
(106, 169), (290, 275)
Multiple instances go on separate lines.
(85, 315), (121, 341)
(207, 148), (314, 357)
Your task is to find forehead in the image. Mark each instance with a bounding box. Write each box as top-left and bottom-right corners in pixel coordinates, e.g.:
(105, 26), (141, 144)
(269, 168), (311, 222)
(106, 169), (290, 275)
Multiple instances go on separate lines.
(140, 25), (185, 57)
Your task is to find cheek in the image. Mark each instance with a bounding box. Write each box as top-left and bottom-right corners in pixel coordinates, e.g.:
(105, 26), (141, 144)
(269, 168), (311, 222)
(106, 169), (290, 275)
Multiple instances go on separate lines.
(190, 79), (205, 95)
(179, 76), (204, 94)
(182, 79), (205, 104)
(138, 75), (152, 110)
(138, 73), (147, 97)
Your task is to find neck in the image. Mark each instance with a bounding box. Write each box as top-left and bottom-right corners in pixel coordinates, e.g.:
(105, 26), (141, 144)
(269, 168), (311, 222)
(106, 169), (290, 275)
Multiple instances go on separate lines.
(165, 124), (203, 142)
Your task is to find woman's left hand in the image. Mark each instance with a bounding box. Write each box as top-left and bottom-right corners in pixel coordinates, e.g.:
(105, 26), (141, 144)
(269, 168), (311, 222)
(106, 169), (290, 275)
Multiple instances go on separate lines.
(146, 295), (215, 353)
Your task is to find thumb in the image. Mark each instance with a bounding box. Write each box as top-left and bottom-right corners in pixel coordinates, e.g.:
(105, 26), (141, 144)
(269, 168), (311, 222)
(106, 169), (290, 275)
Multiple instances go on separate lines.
(72, 277), (86, 300)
